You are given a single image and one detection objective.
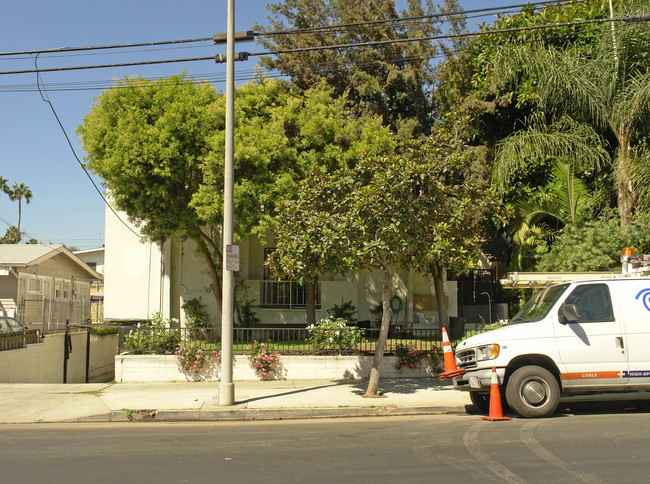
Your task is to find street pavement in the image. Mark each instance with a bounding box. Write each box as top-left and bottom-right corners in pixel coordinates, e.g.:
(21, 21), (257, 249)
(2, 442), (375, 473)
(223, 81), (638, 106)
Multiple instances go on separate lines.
(0, 378), (473, 424)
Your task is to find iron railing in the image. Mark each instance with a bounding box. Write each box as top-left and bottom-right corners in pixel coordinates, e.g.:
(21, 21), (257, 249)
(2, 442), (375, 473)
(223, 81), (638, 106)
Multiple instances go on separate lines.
(117, 325), (445, 355)
(260, 281), (321, 309)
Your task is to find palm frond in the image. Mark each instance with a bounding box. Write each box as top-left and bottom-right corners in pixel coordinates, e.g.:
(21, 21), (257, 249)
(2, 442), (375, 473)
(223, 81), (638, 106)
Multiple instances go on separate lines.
(612, 71), (650, 134)
(625, 147), (650, 215)
(491, 43), (612, 129)
(492, 116), (609, 194)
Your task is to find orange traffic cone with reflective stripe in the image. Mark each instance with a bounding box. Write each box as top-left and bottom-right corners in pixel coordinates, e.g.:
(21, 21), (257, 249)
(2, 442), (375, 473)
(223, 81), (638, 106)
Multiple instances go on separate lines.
(482, 367), (511, 421)
(438, 327), (465, 379)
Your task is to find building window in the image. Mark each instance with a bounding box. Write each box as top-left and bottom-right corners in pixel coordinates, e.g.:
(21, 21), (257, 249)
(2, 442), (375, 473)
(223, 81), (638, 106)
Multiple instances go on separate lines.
(28, 276), (42, 294)
(261, 248), (320, 309)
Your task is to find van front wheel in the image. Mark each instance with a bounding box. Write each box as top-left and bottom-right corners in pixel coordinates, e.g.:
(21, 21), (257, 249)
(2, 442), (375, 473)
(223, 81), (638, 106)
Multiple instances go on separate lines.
(469, 392), (490, 413)
(505, 366), (559, 418)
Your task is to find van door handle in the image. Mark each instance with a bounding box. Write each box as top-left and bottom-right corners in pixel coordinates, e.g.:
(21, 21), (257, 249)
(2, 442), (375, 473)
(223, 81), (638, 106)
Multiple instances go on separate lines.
(616, 337), (625, 352)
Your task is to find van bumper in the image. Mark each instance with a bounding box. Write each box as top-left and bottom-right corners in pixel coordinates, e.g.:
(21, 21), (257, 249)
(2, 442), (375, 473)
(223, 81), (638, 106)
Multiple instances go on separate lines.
(452, 367), (506, 391)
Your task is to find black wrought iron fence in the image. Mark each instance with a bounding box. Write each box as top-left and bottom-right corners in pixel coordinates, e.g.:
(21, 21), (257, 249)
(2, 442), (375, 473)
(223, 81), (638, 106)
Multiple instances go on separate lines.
(117, 325), (445, 355)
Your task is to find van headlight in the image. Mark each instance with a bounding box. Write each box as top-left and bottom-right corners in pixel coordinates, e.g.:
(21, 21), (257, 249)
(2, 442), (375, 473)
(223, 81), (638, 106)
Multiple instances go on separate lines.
(477, 344), (500, 361)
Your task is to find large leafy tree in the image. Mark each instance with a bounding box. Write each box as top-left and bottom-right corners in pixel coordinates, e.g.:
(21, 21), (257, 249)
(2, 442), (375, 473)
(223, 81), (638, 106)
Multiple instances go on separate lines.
(483, 1), (650, 226)
(78, 74), (395, 319)
(268, 127), (505, 396)
(193, 78), (396, 242)
(256, 0), (465, 137)
(78, 74), (226, 307)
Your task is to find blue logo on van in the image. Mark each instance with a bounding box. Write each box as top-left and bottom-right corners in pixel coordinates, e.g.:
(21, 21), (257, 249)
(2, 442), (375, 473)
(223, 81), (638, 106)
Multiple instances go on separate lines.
(635, 289), (650, 312)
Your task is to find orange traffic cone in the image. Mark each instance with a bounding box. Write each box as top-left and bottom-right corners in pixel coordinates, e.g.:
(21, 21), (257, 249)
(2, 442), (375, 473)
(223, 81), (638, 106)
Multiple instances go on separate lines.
(438, 327), (465, 379)
(482, 367), (511, 421)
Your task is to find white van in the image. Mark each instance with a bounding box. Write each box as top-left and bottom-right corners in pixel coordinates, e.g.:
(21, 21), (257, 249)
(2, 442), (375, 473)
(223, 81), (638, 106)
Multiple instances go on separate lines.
(452, 277), (650, 418)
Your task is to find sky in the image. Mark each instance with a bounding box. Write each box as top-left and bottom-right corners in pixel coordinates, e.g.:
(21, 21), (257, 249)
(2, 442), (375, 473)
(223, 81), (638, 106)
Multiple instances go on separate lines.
(0, 0), (519, 250)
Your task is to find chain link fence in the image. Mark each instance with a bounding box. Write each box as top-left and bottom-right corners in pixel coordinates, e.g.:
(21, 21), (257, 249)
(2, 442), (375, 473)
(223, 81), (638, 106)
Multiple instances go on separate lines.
(18, 297), (92, 334)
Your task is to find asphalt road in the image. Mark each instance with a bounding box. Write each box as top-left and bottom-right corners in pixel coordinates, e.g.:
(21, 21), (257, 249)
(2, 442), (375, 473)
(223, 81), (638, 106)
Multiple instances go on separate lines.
(2, 411), (649, 483)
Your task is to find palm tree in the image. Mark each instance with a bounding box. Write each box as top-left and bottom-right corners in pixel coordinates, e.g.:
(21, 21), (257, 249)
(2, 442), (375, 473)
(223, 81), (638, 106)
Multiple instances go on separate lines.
(0, 176), (8, 196)
(8, 183), (33, 243)
(507, 160), (602, 269)
(490, 6), (650, 227)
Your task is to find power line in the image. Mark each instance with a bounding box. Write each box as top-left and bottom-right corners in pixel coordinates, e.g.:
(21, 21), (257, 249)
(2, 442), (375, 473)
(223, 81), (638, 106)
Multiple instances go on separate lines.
(0, 1), (563, 59)
(33, 54), (145, 240)
(257, 0), (573, 36)
(0, 55), (216, 75)
(0, 13), (646, 77)
(249, 14), (650, 57)
(13, 10), (650, 76)
(0, 37), (213, 57)
(0, 68), (283, 92)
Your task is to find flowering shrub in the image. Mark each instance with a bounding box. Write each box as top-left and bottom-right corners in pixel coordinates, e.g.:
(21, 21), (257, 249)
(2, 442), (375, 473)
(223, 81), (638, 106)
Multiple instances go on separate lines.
(175, 343), (221, 377)
(393, 343), (442, 374)
(246, 341), (282, 380)
(122, 313), (180, 354)
(306, 317), (365, 351)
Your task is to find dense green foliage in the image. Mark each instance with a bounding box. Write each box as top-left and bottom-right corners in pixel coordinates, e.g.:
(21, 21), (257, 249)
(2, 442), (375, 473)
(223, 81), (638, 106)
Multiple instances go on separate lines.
(536, 209), (648, 272)
(78, 75), (394, 314)
(181, 298), (210, 329)
(257, 0), (465, 137)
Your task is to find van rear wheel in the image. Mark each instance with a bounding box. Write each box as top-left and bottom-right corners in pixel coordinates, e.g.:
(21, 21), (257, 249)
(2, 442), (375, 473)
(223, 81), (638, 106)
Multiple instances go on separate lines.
(505, 366), (559, 418)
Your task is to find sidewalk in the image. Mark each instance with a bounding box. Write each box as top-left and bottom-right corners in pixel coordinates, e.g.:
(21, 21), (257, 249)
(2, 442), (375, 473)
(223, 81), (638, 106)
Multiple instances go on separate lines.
(0, 378), (473, 424)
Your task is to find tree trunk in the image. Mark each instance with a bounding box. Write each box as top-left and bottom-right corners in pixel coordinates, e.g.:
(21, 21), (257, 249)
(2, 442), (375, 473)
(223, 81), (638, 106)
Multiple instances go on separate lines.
(431, 262), (449, 330)
(305, 282), (316, 325)
(15, 200), (22, 244)
(616, 133), (635, 228)
(194, 235), (223, 311)
(364, 265), (393, 397)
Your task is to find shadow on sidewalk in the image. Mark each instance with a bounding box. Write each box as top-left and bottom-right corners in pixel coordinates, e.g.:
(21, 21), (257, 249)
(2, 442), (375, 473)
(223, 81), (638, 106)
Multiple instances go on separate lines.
(237, 378), (454, 405)
(348, 378), (454, 396)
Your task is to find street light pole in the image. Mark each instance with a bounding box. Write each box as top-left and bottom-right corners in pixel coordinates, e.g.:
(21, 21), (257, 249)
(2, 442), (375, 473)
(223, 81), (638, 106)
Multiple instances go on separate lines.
(480, 291), (492, 325)
(219, 0), (236, 406)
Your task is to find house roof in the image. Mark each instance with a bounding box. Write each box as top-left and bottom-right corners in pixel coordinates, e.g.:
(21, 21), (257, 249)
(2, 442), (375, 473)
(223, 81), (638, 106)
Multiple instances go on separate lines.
(73, 247), (105, 257)
(0, 244), (102, 280)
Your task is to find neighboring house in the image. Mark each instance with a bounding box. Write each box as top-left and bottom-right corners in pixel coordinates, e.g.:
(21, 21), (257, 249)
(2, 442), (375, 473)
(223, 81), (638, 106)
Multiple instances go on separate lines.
(74, 247), (105, 276)
(74, 247), (105, 322)
(0, 244), (102, 331)
(104, 206), (462, 329)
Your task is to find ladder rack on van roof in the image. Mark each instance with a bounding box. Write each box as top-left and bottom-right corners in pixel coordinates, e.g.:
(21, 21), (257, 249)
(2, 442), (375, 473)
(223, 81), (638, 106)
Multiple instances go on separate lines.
(499, 249), (650, 289)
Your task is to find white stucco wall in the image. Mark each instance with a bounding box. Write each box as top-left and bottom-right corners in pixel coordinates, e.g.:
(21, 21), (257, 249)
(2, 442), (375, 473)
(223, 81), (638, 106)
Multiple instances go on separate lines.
(0, 332), (117, 383)
(104, 209), (458, 327)
(115, 354), (438, 382)
(104, 205), (170, 321)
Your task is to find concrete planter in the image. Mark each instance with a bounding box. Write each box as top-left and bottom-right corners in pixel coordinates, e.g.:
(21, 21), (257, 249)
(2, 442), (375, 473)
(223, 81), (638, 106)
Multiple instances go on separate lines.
(115, 354), (438, 383)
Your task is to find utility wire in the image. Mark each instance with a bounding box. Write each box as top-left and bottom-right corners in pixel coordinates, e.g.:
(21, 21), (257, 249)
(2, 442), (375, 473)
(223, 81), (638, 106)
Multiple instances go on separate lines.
(249, 15), (650, 57)
(258, 0), (573, 36)
(0, 37), (213, 57)
(33, 54), (144, 240)
(1, 14), (647, 77)
(1, 55), (216, 75)
(0, 1), (563, 58)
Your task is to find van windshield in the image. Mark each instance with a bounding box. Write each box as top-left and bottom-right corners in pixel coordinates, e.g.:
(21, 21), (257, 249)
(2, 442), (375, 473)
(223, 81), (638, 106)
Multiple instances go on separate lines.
(509, 284), (570, 324)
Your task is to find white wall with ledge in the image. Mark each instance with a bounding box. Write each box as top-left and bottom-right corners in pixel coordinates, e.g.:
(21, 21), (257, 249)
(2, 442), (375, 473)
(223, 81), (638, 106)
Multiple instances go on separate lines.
(115, 354), (439, 383)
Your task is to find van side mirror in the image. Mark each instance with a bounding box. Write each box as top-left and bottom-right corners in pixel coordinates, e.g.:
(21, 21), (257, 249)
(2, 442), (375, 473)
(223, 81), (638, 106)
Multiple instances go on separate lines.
(559, 304), (580, 324)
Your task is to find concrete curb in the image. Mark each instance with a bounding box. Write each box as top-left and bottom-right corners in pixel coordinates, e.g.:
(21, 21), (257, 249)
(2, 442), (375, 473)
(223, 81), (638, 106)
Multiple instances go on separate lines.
(98, 405), (470, 423)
